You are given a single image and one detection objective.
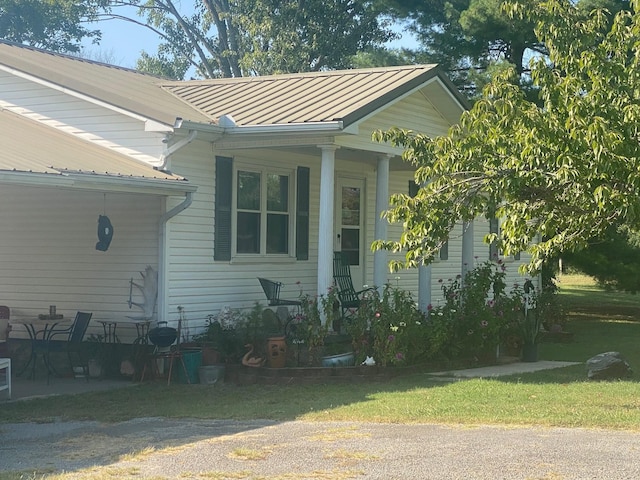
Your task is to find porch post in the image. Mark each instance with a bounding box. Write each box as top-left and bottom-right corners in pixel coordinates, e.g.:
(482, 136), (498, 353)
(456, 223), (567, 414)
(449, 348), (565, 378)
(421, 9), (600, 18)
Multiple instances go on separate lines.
(418, 264), (432, 314)
(374, 154), (391, 293)
(462, 220), (474, 281)
(317, 145), (338, 305)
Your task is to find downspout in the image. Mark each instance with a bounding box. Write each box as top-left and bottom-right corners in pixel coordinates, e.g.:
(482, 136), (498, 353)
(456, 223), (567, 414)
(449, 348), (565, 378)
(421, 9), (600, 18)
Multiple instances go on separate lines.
(157, 130), (198, 171)
(156, 128), (197, 324)
(157, 191), (193, 325)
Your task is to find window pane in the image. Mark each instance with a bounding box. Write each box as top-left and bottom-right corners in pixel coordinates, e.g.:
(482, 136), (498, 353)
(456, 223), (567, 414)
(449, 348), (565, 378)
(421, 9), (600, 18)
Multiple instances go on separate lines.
(237, 212), (260, 253)
(267, 213), (289, 254)
(341, 228), (359, 265)
(267, 174), (288, 212)
(341, 187), (360, 225)
(237, 171), (260, 210)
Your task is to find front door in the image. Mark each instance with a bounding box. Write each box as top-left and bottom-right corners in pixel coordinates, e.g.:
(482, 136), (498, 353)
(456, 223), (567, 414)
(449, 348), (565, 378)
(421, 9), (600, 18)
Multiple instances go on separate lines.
(335, 177), (365, 288)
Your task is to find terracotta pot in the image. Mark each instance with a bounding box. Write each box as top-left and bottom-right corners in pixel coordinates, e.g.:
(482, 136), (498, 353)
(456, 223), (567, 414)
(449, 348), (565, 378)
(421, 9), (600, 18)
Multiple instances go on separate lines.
(267, 336), (287, 368)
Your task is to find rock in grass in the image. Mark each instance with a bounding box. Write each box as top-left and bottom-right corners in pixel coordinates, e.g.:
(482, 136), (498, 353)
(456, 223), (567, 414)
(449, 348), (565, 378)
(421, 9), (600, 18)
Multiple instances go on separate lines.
(586, 352), (632, 380)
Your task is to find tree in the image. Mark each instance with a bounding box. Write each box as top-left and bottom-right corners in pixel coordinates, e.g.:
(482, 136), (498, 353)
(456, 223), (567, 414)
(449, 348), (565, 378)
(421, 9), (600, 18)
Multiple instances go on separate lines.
(103, 0), (395, 78)
(373, 0), (640, 275)
(0, 0), (106, 52)
(562, 226), (640, 293)
(382, 0), (628, 97)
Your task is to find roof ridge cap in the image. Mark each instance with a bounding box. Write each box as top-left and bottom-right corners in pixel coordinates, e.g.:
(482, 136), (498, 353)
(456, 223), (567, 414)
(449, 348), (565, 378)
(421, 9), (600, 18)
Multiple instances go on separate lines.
(161, 64), (440, 86)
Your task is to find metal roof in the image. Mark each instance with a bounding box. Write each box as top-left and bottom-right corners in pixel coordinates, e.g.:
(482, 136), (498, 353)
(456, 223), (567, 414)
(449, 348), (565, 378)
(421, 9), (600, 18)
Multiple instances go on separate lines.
(0, 42), (467, 130)
(160, 65), (465, 127)
(0, 41), (210, 126)
(0, 108), (189, 189)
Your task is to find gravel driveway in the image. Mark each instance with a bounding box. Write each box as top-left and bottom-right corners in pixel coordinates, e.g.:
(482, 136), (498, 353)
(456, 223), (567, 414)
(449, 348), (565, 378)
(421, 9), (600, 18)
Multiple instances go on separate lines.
(2, 418), (639, 479)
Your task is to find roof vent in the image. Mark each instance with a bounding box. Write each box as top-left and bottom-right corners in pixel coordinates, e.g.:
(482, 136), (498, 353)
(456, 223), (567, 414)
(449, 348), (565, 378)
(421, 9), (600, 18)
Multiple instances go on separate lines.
(219, 114), (237, 127)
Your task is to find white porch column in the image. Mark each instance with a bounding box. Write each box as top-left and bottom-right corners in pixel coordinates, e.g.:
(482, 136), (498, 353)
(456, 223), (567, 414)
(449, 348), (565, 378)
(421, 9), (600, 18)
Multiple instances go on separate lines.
(462, 220), (474, 280)
(418, 264), (432, 314)
(317, 145), (338, 302)
(373, 154), (391, 293)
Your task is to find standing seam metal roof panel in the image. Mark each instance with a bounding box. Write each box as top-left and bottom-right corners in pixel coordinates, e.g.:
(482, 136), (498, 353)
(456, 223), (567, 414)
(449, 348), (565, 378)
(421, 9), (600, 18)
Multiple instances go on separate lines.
(160, 65), (445, 127)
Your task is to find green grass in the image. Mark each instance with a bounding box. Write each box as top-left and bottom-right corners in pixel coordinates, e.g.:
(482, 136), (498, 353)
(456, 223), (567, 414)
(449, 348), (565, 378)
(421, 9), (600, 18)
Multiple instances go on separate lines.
(1, 274), (638, 431)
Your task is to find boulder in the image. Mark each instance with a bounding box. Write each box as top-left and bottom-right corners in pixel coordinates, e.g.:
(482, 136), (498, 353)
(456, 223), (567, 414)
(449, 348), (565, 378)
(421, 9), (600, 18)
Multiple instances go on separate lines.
(586, 352), (632, 380)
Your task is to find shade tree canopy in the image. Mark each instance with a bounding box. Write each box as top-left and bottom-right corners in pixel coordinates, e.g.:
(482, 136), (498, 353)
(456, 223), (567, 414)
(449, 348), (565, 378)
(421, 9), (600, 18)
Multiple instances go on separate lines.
(381, 0), (629, 97)
(115, 0), (396, 78)
(0, 0), (106, 52)
(373, 0), (640, 275)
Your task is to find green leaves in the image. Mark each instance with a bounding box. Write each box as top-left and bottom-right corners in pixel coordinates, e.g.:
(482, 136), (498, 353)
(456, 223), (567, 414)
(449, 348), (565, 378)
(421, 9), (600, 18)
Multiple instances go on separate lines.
(376, 1), (640, 274)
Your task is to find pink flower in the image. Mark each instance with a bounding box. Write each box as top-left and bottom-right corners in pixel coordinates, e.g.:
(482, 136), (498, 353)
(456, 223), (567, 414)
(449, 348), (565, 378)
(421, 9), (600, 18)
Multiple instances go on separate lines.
(395, 352), (404, 360)
(427, 304), (433, 311)
(388, 335), (395, 342)
(375, 312), (381, 318)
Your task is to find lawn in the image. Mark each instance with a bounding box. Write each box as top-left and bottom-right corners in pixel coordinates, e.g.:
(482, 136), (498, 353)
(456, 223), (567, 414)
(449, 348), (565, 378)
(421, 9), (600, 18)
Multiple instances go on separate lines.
(1, 274), (638, 431)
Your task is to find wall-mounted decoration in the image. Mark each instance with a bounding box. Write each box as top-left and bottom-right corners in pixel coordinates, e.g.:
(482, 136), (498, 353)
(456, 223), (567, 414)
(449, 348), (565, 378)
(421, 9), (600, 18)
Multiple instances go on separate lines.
(96, 214), (114, 251)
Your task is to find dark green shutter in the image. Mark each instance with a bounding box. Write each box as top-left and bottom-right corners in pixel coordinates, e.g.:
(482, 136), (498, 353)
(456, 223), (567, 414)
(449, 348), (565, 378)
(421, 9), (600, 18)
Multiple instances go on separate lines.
(408, 180), (419, 197)
(439, 240), (449, 261)
(489, 217), (499, 261)
(214, 156), (233, 261)
(296, 166), (310, 260)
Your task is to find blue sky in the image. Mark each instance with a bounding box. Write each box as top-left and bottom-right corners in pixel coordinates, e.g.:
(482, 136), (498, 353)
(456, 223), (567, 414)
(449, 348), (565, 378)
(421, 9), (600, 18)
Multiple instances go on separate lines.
(83, 7), (418, 71)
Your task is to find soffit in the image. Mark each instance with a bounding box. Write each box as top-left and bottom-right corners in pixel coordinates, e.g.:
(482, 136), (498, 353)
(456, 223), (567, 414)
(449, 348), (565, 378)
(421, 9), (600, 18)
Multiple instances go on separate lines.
(0, 108), (189, 188)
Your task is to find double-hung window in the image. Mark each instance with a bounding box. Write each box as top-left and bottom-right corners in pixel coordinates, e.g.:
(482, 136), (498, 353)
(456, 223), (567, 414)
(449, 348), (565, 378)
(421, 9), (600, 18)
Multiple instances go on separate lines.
(236, 169), (291, 255)
(215, 156), (309, 262)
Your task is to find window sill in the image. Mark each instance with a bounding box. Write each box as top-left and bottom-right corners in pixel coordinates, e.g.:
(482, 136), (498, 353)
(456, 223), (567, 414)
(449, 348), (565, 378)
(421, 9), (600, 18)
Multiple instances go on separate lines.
(230, 255), (297, 265)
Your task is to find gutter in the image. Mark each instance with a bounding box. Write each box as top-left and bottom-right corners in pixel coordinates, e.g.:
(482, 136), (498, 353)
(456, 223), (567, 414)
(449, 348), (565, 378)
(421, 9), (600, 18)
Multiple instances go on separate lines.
(157, 129), (198, 171)
(176, 118), (353, 136)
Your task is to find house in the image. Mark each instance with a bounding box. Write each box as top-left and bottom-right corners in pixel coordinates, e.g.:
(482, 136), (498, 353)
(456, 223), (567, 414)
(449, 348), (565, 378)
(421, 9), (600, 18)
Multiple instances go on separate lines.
(0, 40), (535, 341)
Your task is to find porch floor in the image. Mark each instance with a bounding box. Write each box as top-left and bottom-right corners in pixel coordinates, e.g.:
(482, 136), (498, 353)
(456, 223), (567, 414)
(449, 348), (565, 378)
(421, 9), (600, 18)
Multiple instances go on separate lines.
(3, 375), (135, 403)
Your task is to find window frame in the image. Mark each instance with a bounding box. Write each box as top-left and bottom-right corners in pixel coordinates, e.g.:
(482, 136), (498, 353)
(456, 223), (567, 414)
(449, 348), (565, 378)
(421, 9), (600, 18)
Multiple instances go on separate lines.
(232, 163), (295, 259)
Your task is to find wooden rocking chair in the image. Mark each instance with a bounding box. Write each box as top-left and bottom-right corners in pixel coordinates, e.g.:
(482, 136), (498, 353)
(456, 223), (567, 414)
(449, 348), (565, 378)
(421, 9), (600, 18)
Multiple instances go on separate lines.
(332, 252), (375, 318)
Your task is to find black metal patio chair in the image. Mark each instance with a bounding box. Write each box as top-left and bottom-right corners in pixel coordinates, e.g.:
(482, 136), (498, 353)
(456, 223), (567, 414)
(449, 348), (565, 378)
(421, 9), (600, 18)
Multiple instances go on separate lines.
(44, 311), (93, 381)
(257, 278), (302, 310)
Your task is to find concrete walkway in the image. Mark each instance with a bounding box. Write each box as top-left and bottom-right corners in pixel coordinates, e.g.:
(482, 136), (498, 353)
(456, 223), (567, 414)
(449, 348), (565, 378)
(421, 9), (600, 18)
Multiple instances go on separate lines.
(430, 360), (581, 379)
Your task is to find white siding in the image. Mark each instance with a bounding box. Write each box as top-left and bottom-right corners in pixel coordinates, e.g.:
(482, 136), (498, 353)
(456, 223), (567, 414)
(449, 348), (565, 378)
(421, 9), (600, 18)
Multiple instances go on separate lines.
(336, 90), (452, 154)
(0, 185), (162, 341)
(0, 71), (166, 165)
(165, 144), (324, 334)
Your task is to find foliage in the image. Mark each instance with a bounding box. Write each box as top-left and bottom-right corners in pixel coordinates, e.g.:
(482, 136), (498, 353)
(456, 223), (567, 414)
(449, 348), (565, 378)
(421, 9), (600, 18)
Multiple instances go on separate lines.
(346, 284), (426, 366)
(426, 261), (513, 359)
(193, 304), (283, 363)
(563, 225), (640, 293)
(373, 0), (640, 277)
(383, 0), (627, 98)
(0, 0), (106, 52)
(287, 288), (336, 365)
(94, 0), (396, 78)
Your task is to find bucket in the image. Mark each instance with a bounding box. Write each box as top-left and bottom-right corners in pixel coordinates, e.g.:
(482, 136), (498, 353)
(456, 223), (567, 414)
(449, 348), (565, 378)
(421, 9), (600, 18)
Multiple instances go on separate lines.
(199, 365), (226, 385)
(176, 348), (202, 384)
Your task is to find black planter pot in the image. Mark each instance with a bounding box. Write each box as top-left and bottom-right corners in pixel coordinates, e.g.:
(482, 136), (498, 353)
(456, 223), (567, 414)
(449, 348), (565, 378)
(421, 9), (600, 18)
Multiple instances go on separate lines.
(521, 342), (538, 362)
